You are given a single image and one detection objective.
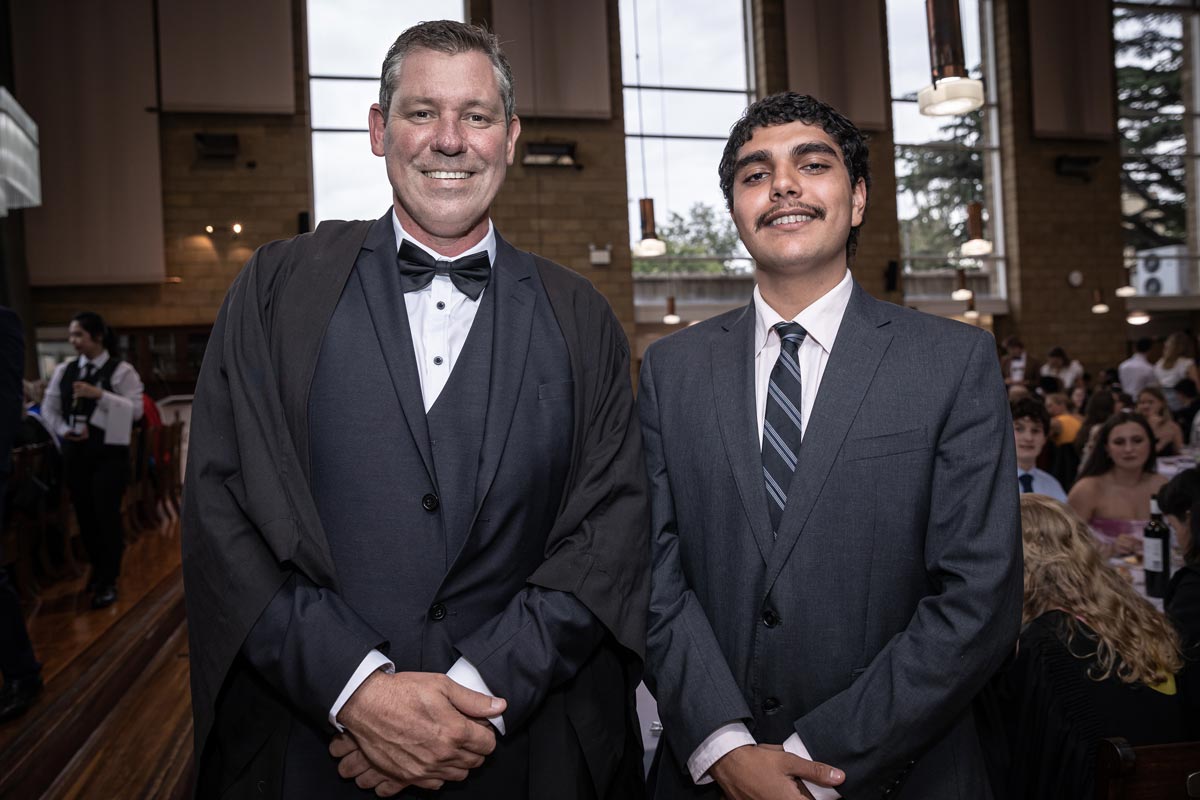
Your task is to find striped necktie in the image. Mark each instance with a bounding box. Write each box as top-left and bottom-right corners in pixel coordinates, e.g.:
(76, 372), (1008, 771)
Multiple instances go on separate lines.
(763, 321), (807, 536)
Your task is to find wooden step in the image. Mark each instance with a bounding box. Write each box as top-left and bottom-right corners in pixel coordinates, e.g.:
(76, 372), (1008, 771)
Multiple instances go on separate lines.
(0, 565), (186, 799)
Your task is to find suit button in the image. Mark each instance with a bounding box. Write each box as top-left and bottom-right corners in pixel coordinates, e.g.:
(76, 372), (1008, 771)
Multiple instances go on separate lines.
(422, 493), (439, 511)
(430, 603), (447, 621)
(761, 696), (781, 713)
(761, 609), (780, 628)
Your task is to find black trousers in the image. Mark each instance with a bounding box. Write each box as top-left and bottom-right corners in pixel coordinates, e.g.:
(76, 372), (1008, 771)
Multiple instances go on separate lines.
(63, 436), (130, 588)
(0, 479), (41, 682)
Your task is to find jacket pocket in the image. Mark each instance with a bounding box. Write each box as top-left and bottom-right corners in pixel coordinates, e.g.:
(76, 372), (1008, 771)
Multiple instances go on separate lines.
(842, 426), (928, 462)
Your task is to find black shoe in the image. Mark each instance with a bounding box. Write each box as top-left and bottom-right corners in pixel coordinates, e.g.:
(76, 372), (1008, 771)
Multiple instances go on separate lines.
(91, 585), (118, 609)
(0, 676), (44, 722)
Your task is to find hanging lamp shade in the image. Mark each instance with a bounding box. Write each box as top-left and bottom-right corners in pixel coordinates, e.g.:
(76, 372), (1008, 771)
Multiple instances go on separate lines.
(951, 266), (973, 301)
(1091, 289), (1109, 314)
(633, 197), (667, 257)
(919, 0), (985, 116)
(960, 201), (992, 256)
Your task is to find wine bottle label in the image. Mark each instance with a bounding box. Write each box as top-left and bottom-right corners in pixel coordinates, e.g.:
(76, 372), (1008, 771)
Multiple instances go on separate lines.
(1144, 538), (1164, 572)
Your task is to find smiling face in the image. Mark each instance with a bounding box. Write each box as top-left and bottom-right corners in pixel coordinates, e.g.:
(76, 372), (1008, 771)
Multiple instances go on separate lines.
(1105, 420), (1152, 472)
(368, 48), (520, 253)
(1013, 417), (1046, 470)
(728, 121), (866, 281)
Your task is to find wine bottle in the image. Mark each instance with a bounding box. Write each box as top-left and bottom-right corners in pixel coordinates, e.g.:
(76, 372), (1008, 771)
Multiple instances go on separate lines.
(1144, 497), (1171, 599)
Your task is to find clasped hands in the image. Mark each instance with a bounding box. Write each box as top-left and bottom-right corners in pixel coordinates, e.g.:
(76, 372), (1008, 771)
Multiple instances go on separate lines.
(709, 743), (845, 800)
(330, 671), (505, 796)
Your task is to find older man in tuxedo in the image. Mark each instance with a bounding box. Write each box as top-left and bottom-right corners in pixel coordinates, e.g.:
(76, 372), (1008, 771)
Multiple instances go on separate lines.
(640, 94), (1022, 799)
(183, 20), (647, 799)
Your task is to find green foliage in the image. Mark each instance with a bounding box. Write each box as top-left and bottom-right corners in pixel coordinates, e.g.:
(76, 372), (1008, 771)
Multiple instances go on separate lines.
(894, 111), (985, 262)
(633, 201), (747, 274)
(1115, 10), (1187, 251)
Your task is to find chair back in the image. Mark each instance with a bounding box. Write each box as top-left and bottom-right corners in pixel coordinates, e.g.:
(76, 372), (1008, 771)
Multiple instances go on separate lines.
(1096, 737), (1200, 799)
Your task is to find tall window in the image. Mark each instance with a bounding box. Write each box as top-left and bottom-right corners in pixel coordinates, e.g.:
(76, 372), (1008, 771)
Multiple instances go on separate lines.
(885, 0), (1005, 304)
(1115, 1), (1199, 297)
(619, 0), (753, 275)
(306, 1), (466, 223)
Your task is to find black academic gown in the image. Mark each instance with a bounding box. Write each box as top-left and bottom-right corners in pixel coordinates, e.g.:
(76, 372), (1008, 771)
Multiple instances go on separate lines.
(181, 220), (649, 799)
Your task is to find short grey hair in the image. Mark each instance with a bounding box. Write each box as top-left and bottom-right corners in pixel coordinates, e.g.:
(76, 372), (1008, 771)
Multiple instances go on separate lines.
(378, 20), (516, 123)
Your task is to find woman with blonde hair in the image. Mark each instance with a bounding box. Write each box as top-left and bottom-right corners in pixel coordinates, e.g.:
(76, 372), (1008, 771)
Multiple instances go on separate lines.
(978, 495), (1188, 799)
(1154, 331), (1200, 412)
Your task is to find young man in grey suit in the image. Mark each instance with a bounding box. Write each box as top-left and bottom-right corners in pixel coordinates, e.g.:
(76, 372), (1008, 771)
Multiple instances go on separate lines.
(640, 94), (1022, 799)
(183, 21), (648, 799)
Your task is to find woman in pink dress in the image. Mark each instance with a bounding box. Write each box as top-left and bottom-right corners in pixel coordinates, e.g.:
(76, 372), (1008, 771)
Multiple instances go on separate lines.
(1068, 412), (1167, 556)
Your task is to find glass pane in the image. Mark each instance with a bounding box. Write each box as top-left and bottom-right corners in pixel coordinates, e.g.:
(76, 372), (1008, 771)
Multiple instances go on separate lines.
(1121, 155), (1188, 253)
(306, 0), (466, 77)
(626, 137), (749, 271)
(894, 147), (985, 257)
(887, 0), (985, 99)
(1119, 114), (1186, 155)
(312, 131), (392, 223)
(1115, 9), (1185, 134)
(624, 89), (748, 137)
(310, 78), (379, 130)
(892, 101), (984, 146)
(618, 0), (748, 91)
(149, 334), (177, 378)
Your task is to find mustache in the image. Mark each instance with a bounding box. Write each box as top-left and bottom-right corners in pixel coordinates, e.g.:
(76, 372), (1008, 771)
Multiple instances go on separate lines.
(756, 203), (826, 232)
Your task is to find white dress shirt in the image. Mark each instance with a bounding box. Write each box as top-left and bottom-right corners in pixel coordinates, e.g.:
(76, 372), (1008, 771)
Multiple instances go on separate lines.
(42, 351), (144, 444)
(329, 211), (506, 734)
(687, 271), (853, 800)
(1118, 353), (1155, 398)
(1017, 467), (1068, 502)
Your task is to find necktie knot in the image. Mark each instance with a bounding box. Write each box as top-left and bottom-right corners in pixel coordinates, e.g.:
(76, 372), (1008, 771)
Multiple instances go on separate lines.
(397, 239), (491, 300)
(773, 321), (808, 355)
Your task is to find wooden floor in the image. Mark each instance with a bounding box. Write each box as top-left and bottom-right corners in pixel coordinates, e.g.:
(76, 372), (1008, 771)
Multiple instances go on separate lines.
(0, 520), (194, 799)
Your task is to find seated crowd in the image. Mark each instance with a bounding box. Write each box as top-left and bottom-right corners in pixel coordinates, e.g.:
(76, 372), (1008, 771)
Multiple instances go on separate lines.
(990, 331), (1200, 797)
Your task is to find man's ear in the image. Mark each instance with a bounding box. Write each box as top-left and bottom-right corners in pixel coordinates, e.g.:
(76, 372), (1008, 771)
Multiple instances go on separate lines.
(369, 104), (387, 157)
(851, 177), (867, 227)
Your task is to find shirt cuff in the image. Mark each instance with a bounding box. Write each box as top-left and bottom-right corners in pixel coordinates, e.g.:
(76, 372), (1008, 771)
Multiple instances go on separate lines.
(687, 722), (756, 785)
(446, 656), (506, 735)
(783, 732), (842, 800)
(329, 649), (395, 731)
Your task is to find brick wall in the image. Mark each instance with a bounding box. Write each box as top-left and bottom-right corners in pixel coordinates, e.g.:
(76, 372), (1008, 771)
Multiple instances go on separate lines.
(28, 0), (314, 330)
(486, 0), (634, 335)
(993, 0), (1128, 374)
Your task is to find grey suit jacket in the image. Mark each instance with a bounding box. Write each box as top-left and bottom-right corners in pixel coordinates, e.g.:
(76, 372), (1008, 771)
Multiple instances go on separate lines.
(640, 282), (1022, 800)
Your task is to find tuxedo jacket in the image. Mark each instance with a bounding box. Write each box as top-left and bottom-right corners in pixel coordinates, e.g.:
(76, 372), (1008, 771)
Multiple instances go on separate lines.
(640, 282), (1022, 800)
(182, 216), (648, 799)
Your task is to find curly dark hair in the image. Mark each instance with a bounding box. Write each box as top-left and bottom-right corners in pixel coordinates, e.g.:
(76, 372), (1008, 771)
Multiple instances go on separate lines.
(718, 93), (871, 260)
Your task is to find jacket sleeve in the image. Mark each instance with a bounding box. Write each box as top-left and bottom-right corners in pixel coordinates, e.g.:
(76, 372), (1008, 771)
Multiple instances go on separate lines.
(182, 246), (381, 758)
(638, 344), (755, 763)
(523, 272), (651, 658)
(792, 329), (1024, 795)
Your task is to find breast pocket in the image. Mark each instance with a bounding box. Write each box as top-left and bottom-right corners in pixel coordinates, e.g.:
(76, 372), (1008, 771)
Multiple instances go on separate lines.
(538, 380), (574, 401)
(842, 426), (928, 462)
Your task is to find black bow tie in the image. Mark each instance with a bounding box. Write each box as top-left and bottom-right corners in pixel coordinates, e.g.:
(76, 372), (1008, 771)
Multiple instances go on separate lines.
(397, 240), (491, 300)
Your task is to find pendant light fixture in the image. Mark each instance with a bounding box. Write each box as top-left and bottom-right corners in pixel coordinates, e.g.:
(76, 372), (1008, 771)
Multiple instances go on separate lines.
(630, 0), (666, 258)
(662, 295), (681, 325)
(950, 266), (973, 301)
(1126, 310), (1151, 326)
(960, 201), (992, 256)
(1091, 289), (1110, 315)
(963, 294), (980, 320)
(919, 0), (985, 116)
(1115, 266), (1137, 298)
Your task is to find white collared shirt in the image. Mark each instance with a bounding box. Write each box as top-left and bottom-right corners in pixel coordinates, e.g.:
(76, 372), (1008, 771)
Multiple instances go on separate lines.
(394, 211), (496, 411)
(42, 350), (144, 445)
(688, 269), (852, 800)
(329, 211), (505, 734)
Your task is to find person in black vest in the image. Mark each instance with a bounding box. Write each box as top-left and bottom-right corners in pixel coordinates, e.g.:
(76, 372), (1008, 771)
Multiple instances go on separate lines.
(0, 305), (43, 721)
(41, 311), (143, 609)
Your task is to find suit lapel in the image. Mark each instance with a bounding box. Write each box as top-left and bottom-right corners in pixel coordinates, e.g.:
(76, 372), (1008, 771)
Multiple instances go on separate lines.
(471, 234), (537, 517)
(766, 283), (894, 589)
(711, 303), (774, 563)
(355, 213), (437, 485)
